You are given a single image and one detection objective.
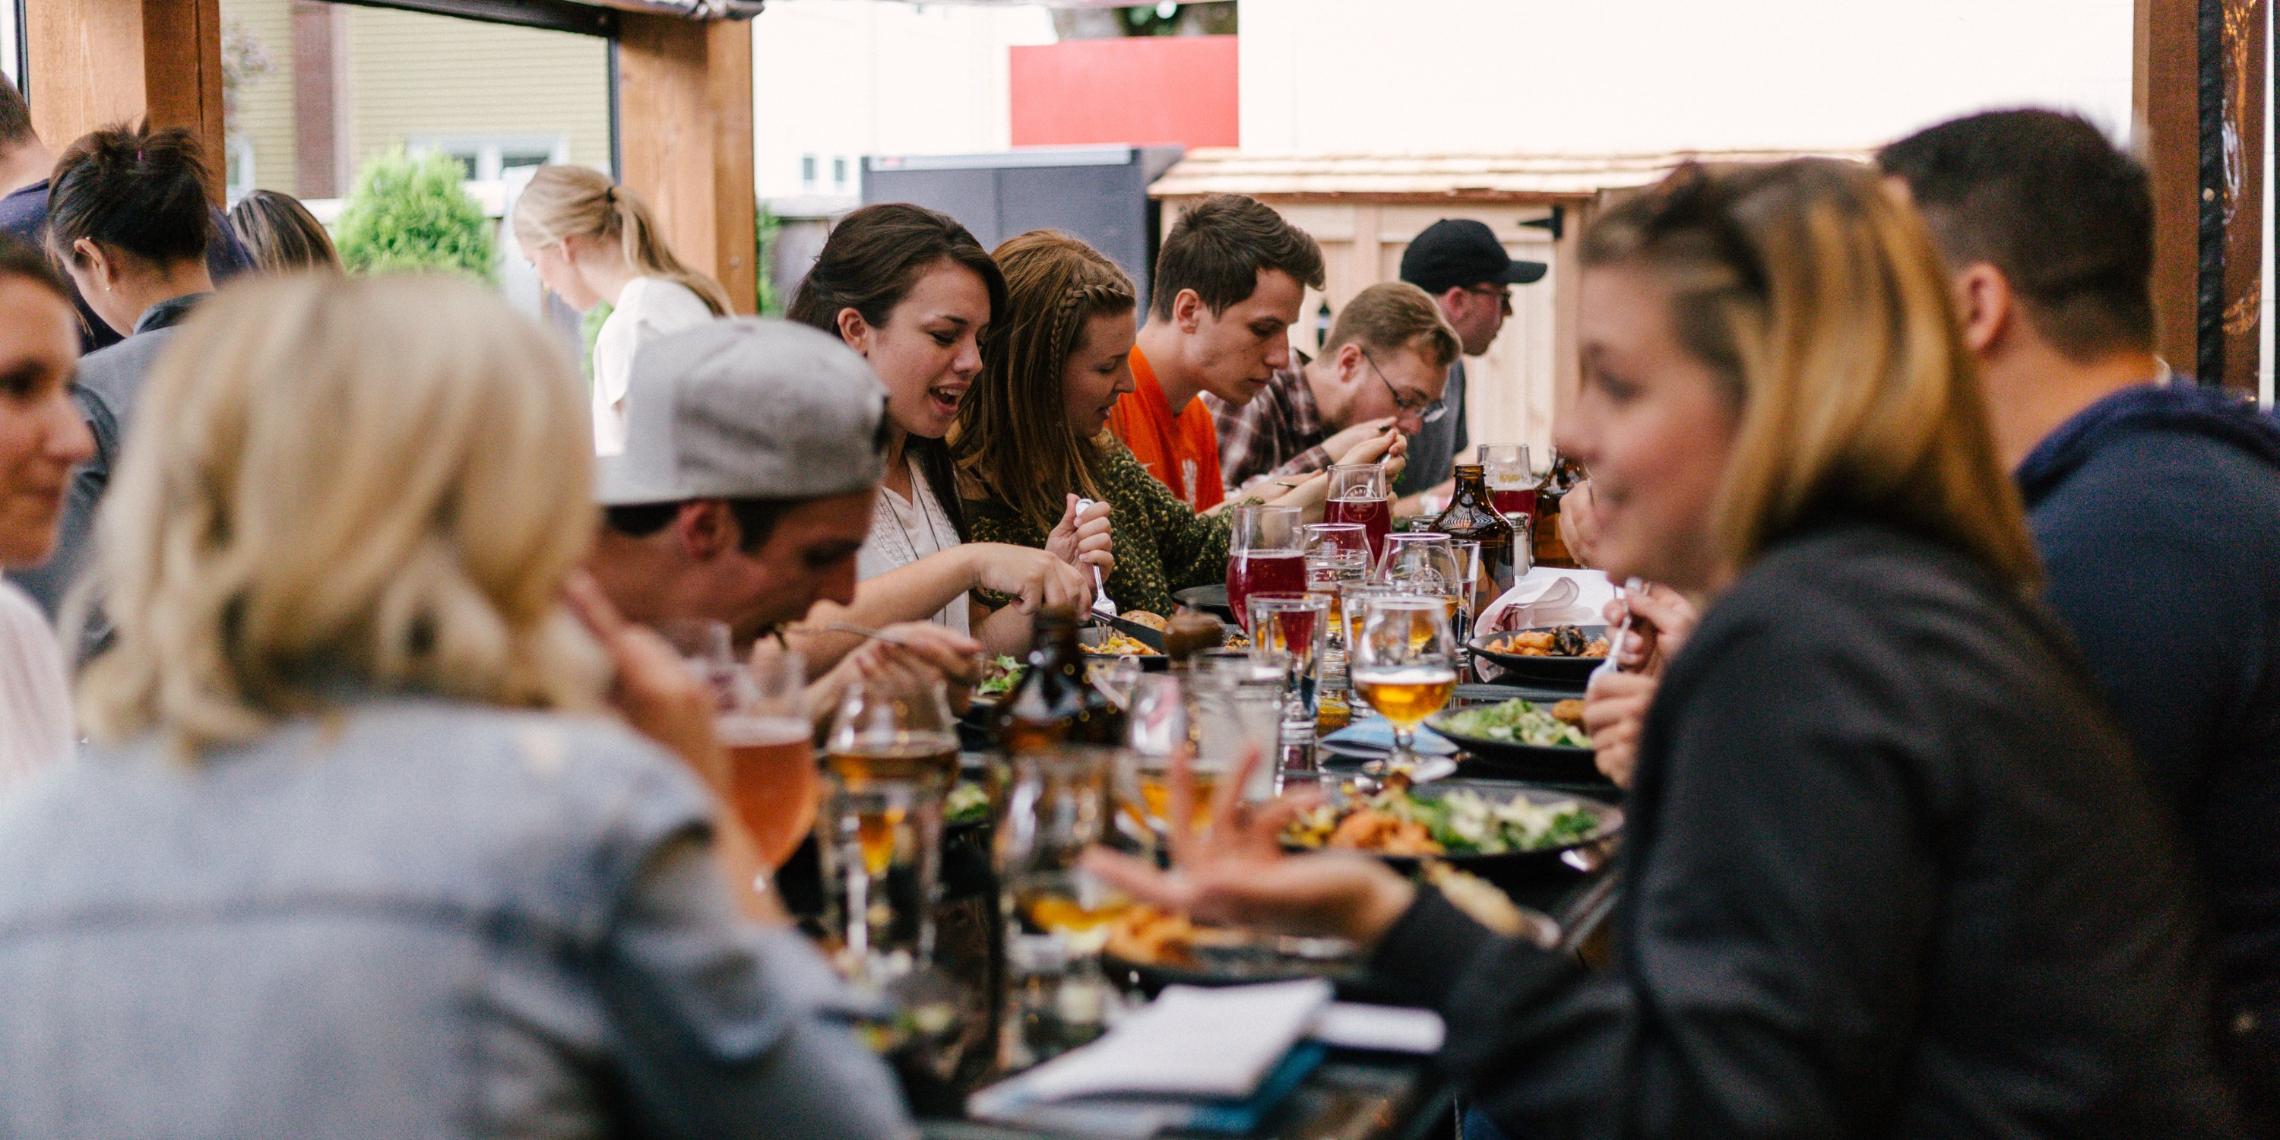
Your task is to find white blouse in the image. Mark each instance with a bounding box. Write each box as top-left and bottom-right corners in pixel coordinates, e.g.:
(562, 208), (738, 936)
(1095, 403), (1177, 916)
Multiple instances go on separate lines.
(591, 277), (717, 456)
(0, 581), (71, 794)
(856, 457), (969, 635)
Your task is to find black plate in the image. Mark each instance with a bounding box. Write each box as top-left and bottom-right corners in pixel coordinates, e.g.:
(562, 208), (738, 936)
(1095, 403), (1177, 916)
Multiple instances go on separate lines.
(1470, 624), (1609, 685)
(1173, 583), (1234, 620)
(1296, 785), (1623, 885)
(1427, 702), (1606, 782)
(1077, 626), (1171, 671)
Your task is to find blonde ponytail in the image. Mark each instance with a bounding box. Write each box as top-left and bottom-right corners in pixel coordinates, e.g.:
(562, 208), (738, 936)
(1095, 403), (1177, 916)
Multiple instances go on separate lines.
(510, 165), (733, 317)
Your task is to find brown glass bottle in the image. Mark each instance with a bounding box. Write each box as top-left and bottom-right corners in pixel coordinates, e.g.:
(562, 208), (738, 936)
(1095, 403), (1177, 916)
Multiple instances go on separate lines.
(1532, 454), (1582, 568)
(994, 606), (1126, 754)
(1430, 463), (1518, 595)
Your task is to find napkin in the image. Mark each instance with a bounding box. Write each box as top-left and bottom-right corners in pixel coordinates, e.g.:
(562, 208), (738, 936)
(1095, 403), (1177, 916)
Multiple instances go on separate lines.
(968, 979), (1334, 1128)
(1473, 569), (1616, 682)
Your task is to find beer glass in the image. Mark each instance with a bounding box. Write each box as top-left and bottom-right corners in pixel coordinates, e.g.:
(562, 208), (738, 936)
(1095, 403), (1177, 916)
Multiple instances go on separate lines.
(1350, 593), (1460, 781)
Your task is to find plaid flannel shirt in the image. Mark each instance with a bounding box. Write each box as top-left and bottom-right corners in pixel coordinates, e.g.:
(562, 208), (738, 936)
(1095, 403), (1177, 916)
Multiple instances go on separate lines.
(1208, 363), (1335, 495)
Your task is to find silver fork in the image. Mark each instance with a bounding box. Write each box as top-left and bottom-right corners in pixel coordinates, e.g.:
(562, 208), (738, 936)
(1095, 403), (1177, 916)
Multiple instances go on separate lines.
(1074, 496), (1117, 621)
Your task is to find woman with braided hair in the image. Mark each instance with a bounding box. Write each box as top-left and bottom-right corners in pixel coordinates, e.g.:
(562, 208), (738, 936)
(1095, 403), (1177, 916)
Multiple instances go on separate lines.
(955, 230), (1321, 616)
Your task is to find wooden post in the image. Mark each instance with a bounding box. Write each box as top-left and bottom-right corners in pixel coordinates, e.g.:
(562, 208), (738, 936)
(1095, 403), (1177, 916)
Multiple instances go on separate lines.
(616, 14), (757, 314)
(2137, 0), (2201, 376)
(23, 0), (227, 204)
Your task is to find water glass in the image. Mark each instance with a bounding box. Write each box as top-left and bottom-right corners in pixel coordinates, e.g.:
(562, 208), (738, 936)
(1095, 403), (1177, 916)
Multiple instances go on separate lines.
(821, 676), (959, 987)
(997, 745), (1125, 1068)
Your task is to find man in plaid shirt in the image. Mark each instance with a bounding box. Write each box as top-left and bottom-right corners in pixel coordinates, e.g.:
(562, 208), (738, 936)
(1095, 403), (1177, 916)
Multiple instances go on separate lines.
(1210, 281), (1461, 495)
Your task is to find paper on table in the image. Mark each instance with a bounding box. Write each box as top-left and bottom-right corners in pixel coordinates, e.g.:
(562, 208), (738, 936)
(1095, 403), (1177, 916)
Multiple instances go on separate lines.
(1311, 1003), (1446, 1054)
(968, 979), (1334, 1117)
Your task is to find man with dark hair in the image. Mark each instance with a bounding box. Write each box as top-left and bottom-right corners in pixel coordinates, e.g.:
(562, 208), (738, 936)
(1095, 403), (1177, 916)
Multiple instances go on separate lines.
(1396, 219), (1546, 503)
(586, 318), (977, 717)
(1883, 108), (2280, 1128)
(1112, 193), (1326, 511)
(0, 80), (254, 351)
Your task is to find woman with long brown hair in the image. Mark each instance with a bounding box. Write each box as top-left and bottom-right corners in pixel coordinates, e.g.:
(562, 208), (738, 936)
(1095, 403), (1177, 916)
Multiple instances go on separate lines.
(1088, 160), (2245, 1135)
(510, 165), (731, 455)
(954, 230), (1244, 618)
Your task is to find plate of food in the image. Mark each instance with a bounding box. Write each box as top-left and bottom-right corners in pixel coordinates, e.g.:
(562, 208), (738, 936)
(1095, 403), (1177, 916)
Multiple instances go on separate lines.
(1283, 777), (1619, 884)
(1077, 626), (1170, 670)
(1470, 624), (1610, 686)
(1427, 696), (1602, 779)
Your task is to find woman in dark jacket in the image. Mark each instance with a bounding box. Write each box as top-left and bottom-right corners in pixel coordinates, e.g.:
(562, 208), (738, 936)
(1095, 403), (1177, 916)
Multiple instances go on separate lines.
(1088, 159), (2246, 1136)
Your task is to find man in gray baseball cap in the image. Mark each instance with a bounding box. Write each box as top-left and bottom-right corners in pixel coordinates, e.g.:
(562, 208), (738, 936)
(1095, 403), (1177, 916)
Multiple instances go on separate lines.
(589, 318), (951, 648)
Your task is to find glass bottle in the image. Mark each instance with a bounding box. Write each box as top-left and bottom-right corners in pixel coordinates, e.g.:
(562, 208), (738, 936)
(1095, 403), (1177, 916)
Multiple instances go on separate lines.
(1430, 463), (1518, 597)
(994, 606), (1125, 754)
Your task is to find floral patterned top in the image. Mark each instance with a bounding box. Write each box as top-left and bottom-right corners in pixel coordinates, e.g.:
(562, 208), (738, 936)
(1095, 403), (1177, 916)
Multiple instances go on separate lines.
(966, 438), (1232, 617)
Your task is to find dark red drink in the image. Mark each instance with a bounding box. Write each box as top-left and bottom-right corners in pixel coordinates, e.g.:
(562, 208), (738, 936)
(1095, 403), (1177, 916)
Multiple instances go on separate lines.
(1491, 487), (1538, 519)
(1324, 497), (1391, 563)
(1227, 551), (1306, 631)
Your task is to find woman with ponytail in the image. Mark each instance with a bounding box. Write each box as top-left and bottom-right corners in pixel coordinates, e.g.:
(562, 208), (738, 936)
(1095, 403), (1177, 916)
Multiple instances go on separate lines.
(510, 165), (731, 455)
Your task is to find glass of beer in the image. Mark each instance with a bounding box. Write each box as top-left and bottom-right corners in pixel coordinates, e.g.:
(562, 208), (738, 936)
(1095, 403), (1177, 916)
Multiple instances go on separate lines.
(997, 745), (1125, 1067)
(720, 649), (819, 872)
(1349, 593), (1460, 781)
(821, 675), (960, 987)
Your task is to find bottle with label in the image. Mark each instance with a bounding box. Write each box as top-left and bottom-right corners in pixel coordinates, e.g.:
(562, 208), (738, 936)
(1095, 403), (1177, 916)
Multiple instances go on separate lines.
(1430, 463), (1518, 597)
(994, 606), (1125, 754)
(1532, 453), (1583, 568)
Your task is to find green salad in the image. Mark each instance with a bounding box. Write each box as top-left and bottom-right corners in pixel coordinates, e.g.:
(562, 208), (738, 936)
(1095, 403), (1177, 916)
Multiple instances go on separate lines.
(1434, 697), (1589, 749)
(975, 655), (1023, 699)
(1286, 786), (1602, 856)
(946, 781), (991, 825)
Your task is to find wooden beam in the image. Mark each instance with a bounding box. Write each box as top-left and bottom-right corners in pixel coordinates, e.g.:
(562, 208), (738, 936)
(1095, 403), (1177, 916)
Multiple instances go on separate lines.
(616, 14), (757, 314)
(2138, 0), (2201, 375)
(23, 0), (227, 204)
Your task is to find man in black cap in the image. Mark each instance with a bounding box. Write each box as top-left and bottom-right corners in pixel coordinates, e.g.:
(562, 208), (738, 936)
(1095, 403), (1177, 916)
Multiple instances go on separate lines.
(1395, 219), (1546, 503)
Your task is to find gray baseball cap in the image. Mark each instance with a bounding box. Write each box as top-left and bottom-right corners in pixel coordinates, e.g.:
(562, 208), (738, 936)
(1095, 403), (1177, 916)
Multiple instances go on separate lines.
(596, 318), (890, 507)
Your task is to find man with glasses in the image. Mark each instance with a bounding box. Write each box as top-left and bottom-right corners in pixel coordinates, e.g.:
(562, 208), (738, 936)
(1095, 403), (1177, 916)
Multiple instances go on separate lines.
(1395, 218), (1547, 504)
(1210, 281), (1461, 494)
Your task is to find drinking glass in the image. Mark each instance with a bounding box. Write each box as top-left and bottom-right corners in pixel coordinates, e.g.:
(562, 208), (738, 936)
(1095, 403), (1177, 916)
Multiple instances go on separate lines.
(1349, 593), (1460, 781)
(821, 675), (960, 987)
(997, 745), (1125, 1068)
(1324, 463), (1393, 563)
(1247, 592), (1329, 765)
(1226, 504), (1303, 633)
(720, 650), (820, 872)
(1119, 674), (1192, 843)
(1478, 443), (1537, 519)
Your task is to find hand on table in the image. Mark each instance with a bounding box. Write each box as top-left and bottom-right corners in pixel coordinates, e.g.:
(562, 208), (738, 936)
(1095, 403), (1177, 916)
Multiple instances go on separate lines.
(1046, 494), (1116, 577)
(1079, 746), (1417, 949)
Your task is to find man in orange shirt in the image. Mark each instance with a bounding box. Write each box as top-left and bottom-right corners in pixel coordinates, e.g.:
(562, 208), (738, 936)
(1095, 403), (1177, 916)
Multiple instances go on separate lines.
(1112, 194), (1325, 512)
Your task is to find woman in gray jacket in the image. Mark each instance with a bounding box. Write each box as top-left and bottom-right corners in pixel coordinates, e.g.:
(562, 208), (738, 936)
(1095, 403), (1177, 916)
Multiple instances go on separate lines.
(0, 273), (914, 1138)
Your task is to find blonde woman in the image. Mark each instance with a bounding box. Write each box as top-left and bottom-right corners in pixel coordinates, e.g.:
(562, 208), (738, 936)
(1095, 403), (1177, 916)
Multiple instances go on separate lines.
(511, 165), (732, 454)
(0, 238), (91, 788)
(1089, 161), (2244, 1134)
(227, 189), (342, 274)
(0, 275), (911, 1136)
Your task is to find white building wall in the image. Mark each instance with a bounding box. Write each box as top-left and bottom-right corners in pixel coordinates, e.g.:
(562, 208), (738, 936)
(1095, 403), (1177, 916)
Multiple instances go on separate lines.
(751, 1), (1056, 201)
(1240, 0), (2138, 156)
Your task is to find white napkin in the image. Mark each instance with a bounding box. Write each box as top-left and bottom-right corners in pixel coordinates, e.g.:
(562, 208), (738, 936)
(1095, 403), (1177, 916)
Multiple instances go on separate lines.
(968, 979), (1333, 1119)
(1472, 569), (1616, 682)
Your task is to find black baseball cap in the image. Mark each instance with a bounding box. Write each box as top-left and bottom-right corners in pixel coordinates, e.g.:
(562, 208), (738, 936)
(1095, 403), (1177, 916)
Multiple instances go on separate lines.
(1399, 218), (1548, 294)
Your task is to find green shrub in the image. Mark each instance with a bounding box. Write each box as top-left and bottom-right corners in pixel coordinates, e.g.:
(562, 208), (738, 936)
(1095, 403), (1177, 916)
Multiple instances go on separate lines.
(334, 149), (497, 282)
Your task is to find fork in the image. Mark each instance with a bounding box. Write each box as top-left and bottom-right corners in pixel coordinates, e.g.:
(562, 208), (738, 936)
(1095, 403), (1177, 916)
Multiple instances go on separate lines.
(1074, 496), (1118, 622)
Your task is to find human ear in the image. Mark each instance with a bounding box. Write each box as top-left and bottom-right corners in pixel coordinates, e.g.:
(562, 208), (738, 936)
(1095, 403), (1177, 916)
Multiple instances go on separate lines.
(835, 307), (873, 356)
(1954, 264), (2010, 355)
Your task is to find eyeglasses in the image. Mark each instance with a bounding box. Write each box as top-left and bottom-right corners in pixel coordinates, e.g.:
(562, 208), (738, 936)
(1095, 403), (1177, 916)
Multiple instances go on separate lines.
(1361, 351), (1447, 425)
(1463, 285), (1515, 316)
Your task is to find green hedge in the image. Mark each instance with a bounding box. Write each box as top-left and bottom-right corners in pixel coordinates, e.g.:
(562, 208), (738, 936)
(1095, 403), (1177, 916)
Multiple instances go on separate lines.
(334, 149), (497, 282)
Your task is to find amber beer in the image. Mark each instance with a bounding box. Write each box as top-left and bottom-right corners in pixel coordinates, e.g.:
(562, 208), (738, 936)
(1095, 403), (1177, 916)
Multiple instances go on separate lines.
(719, 714), (819, 869)
(1351, 664), (1459, 730)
